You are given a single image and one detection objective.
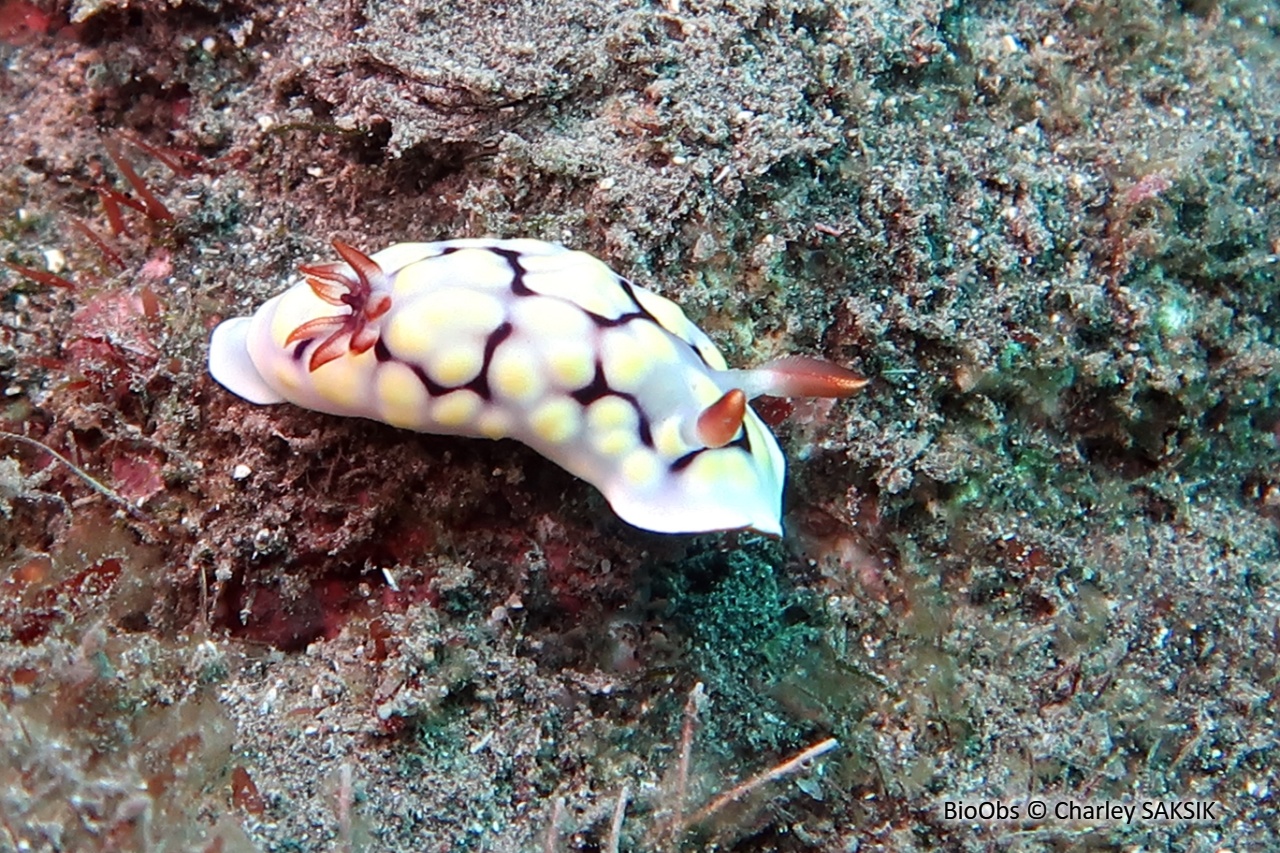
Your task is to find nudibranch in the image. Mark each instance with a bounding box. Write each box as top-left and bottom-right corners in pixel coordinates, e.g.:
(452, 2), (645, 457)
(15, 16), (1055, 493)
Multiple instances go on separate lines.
(208, 239), (867, 535)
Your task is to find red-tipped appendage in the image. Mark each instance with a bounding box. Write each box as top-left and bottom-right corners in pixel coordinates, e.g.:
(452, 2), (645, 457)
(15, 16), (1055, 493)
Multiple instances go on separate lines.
(287, 240), (391, 372)
(755, 355), (869, 398)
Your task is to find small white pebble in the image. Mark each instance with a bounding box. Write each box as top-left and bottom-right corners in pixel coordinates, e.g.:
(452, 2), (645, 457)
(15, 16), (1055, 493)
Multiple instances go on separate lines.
(306, 165), (324, 178)
(259, 685), (278, 715)
(381, 566), (400, 592)
(201, 36), (217, 53)
(597, 176), (616, 191)
(256, 114), (276, 132)
(229, 20), (254, 48)
(43, 249), (66, 274)
(232, 463), (253, 480)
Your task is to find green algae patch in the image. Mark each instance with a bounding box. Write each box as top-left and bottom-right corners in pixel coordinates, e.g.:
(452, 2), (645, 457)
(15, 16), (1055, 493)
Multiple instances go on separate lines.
(654, 539), (841, 759)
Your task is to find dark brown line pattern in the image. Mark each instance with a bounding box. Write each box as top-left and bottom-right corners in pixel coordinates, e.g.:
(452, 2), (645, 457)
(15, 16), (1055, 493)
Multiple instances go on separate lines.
(489, 247), (535, 296)
(382, 321), (514, 402)
(616, 275), (716, 370)
(569, 362), (654, 448)
(483, 245), (667, 449)
(670, 449), (699, 472)
(411, 363), (448, 397)
(583, 308), (651, 328)
(568, 276), (659, 330)
(433, 246), (716, 368)
(568, 361), (610, 405)
(669, 430), (753, 473)
(636, 408), (655, 448)
(614, 276), (662, 325)
(465, 321), (513, 400)
(327, 244), (723, 453)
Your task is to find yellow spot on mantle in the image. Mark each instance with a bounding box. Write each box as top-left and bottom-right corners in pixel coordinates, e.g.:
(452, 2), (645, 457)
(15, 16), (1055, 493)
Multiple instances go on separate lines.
(601, 330), (650, 392)
(376, 362), (429, 429)
(592, 428), (636, 457)
(544, 343), (595, 388)
(313, 347), (373, 409)
(433, 390), (483, 428)
(477, 408), (513, 440)
(685, 449), (757, 494)
(653, 417), (688, 459)
(522, 252), (631, 318)
(269, 288), (335, 348)
(586, 397), (636, 433)
(512, 296), (592, 340)
(273, 361), (302, 395)
(528, 398), (581, 444)
(430, 345), (483, 386)
(384, 288), (504, 363)
(394, 253), (513, 298)
(633, 286), (691, 339)
(491, 344), (546, 403)
(620, 449), (661, 488)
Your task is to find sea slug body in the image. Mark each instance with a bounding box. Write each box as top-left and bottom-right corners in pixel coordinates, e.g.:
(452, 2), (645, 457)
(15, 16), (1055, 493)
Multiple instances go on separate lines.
(208, 239), (867, 535)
